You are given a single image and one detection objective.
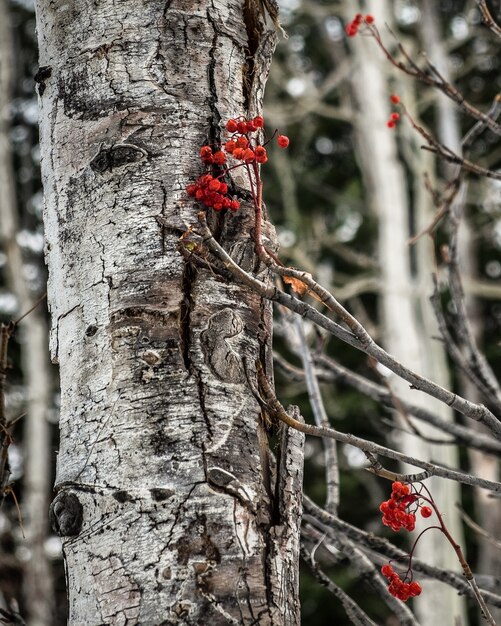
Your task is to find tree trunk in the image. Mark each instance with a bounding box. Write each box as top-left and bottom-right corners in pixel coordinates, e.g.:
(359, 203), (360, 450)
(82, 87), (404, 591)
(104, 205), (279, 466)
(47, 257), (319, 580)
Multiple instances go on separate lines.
(346, 1), (466, 623)
(0, 1), (54, 623)
(420, 3), (501, 622)
(35, 1), (303, 623)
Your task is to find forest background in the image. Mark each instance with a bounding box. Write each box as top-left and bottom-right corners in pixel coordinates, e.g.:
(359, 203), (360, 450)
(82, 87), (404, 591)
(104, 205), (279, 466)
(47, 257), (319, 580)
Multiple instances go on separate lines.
(0, 0), (500, 624)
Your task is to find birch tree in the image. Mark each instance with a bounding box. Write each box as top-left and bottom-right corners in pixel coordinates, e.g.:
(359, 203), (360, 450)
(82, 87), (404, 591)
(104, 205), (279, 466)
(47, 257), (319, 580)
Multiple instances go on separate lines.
(28, 0), (501, 623)
(35, 1), (303, 623)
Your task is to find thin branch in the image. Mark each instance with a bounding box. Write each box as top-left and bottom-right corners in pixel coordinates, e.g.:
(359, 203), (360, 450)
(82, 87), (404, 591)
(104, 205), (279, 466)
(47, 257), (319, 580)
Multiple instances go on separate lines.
(294, 317), (339, 513)
(366, 22), (501, 136)
(456, 504), (501, 552)
(363, 452), (432, 484)
(401, 105), (501, 181)
(430, 278), (501, 414)
(300, 542), (380, 626)
(301, 531), (420, 626)
(477, 0), (501, 38)
(312, 356), (501, 456)
(254, 361), (501, 493)
(189, 214), (501, 438)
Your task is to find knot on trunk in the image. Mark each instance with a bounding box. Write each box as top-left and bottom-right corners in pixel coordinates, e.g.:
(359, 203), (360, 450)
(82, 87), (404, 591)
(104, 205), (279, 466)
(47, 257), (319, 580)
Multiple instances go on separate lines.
(49, 492), (83, 537)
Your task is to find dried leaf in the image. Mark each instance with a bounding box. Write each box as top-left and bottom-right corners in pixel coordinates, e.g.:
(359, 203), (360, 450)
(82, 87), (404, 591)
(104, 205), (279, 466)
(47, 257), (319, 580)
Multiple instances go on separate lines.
(283, 275), (308, 296)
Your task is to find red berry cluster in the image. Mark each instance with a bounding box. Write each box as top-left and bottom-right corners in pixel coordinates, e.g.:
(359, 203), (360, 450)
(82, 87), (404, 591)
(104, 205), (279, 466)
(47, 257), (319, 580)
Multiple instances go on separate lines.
(186, 116), (289, 212)
(345, 13), (375, 37)
(381, 565), (422, 601)
(387, 94), (401, 129)
(379, 482), (417, 532)
(186, 174), (240, 212)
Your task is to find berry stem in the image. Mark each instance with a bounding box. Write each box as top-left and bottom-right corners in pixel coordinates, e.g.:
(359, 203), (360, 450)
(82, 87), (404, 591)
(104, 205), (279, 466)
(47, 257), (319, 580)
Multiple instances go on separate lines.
(416, 484), (496, 625)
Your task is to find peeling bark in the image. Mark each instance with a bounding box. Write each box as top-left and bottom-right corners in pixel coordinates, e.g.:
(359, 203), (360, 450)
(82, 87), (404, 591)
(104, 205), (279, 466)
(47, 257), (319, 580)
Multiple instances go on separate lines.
(35, 1), (302, 623)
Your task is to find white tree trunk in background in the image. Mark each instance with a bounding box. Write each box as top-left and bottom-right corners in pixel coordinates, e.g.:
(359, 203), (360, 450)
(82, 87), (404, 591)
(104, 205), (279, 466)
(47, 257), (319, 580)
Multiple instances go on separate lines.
(346, 1), (466, 623)
(0, 1), (54, 623)
(421, 3), (501, 622)
(35, 1), (303, 623)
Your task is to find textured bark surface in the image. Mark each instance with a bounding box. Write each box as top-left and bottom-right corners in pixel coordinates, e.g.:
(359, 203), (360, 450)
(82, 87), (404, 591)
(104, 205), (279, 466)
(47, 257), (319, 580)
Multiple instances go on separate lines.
(35, 1), (302, 623)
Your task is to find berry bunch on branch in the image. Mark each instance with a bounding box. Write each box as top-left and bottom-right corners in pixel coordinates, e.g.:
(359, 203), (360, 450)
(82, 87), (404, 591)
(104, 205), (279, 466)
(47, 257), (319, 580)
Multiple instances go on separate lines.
(186, 116), (288, 219)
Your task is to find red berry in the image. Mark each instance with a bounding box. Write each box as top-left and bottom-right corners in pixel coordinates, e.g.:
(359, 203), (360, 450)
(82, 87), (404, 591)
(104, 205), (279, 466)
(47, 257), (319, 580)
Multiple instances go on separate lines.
(387, 120), (396, 129)
(381, 565), (393, 578)
(243, 148), (255, 163)
(277, 135), (289, 148)
(420, 506), (432, 518)
(390, 94), (400, 104)
(253, 115), (264, 128)
(237, 136), (249, 149)
(208, 179), (221, 191)
(230, 199), (240, 210)
(255, 146), (268, 163)
(354, 13), (363, 24)
(226, 119), (238, 133)
(390, 112), (400, 122)
(237, 121), (248, 134)
(186, 184), (198, 197)
(233, 147), (245, 160)
(213, 150), (226, 165)
(225, 140), (236, 153)
(409, 581), (422, 597)
(365, 14), (375, 24)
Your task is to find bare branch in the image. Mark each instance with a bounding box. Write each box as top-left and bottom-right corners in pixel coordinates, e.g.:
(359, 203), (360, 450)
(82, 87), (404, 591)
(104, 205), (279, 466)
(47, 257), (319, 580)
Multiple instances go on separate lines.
(293, 317), (339, 513)
(255, 362), (501, 493)
(477, 1), (501, 38)
(300, 542), (380, 626)
(190, 214), (501, 438)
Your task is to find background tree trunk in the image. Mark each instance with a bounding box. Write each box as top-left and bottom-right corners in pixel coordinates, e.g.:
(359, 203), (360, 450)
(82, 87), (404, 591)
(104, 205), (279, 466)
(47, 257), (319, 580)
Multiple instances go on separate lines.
(35, 1), (303, 623)
(0, 1), (54, 623)
(346, 1), (466, 623)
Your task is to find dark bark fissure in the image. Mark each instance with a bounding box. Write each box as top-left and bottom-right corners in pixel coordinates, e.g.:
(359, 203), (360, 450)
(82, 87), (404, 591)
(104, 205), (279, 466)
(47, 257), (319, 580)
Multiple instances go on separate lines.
(179, 260), (214, 439)
(242, 0), (264, 110)
(206, 13), (222, 139)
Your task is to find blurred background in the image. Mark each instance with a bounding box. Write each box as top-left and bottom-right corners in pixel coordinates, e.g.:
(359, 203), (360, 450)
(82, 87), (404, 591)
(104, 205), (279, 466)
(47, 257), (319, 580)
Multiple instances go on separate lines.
(0, 0), (500, 624)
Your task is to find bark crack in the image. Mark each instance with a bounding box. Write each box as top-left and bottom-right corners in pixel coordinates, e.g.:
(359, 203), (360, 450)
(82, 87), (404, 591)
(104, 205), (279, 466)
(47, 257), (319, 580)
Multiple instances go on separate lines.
(206, 6), (222, 138)
(242, 0), (264, 111)
(179, 261), (214, 438)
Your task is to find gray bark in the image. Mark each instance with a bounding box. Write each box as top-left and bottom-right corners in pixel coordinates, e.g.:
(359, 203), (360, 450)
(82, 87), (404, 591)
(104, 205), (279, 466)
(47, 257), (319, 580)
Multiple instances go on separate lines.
(35, 1), (302, 624)
(0, 1), (54, 623)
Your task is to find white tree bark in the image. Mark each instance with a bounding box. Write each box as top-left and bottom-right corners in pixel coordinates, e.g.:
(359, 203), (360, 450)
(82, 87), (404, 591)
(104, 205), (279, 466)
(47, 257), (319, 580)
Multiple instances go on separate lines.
(420, 3), (501, 622)
(0, 1), (54, 623)
(346, 1), (466, 623)
(35, 1), (303, 623)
